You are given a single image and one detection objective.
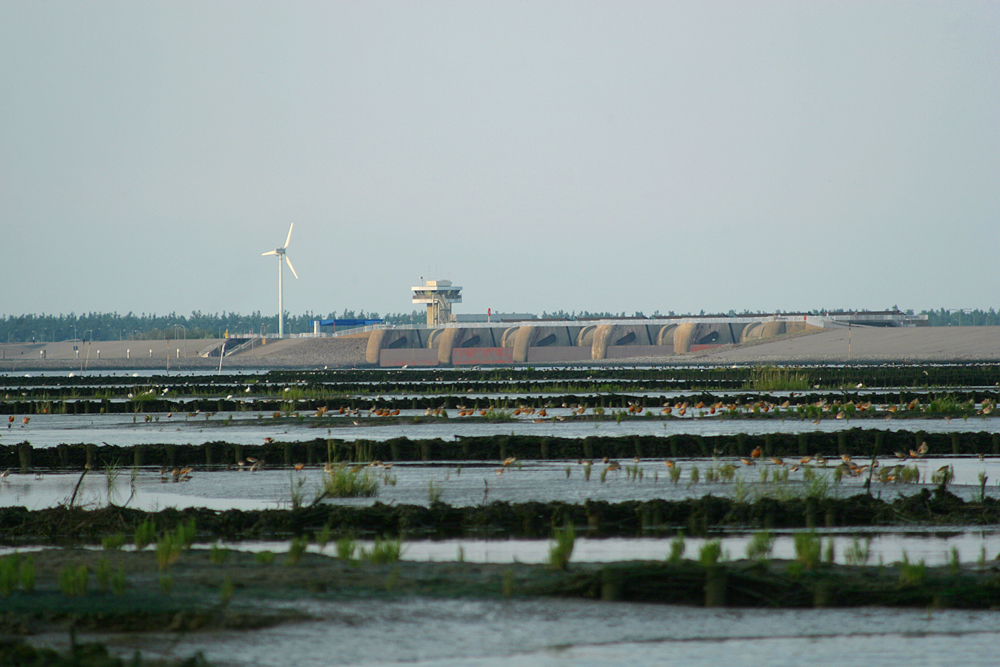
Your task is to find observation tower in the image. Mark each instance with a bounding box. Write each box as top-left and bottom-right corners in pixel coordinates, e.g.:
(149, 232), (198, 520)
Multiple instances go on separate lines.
(412, 279), (462, 325)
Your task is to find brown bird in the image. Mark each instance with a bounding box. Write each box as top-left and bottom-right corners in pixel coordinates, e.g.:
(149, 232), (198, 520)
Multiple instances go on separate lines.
(750, 446), (762, 459)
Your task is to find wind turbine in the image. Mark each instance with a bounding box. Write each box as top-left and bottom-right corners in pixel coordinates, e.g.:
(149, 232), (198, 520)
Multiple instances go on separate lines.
(261, 223), (299, 336)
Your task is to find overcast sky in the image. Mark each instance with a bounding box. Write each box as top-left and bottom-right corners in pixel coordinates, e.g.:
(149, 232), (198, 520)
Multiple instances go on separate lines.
(2, 1), (997, 320)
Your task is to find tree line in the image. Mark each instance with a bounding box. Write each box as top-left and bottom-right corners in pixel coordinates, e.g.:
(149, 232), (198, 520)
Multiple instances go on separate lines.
(0, 307), (996, 343)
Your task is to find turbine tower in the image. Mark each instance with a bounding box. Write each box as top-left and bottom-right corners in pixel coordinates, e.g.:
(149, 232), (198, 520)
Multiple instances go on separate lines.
(261, 223), (299, 336)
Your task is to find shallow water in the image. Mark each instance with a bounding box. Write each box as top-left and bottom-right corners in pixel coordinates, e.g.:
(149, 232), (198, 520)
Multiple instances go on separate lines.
(4, 410), (998, 448)
(3, 456), (999, 512)
(199, 528), (1000, 568)
(37, 599), (1000, 666)
(10, 367), (1000, 665)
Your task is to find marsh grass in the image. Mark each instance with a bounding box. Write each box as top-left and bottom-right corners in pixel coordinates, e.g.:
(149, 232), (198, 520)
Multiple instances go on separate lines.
(502, 568), (514, 598)
(134, 518), (156, 550)
(155, 535), (181, 570)
(948, 546), (961, 574)
(102, 532), (126, 551)
(698, 540), (722, 567)
(668, 532), (686, 563)
(745, 366), (811, 392)
(932, 465), (954, 486)
(0, 555), (18, 597)
(336, 535), (357, 560)
(547, 524), (576, 570)
(362, 537), (402, 564)
(732, 477), (750, 504)
(315, 524), (333, 553)
(255, 551), (275, 565)
(289, 471), (307, 509)
(58, 564), (88, 598)
(427, 481), (443, 503)
(286, 536), (309, 566)
(844, 536), (871, 566)
(110, 565), (126, 596)
(103, 459), (122, 506)
(745, 531), (774, 564)
(668, 465), (681, 485)
(791, 532), (821, 573)
(18, 554), (34, 593)
(926, 394), (976, 416)
(322, 464), (380, 498)
(95, 557), (113, 593)
(209, 543), (230, 564)
(898, 552), (926, 586)
(220, 575), (234, 606)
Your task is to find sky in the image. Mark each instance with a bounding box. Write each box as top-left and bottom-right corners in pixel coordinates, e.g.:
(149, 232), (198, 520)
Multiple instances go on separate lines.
(1, 1), (997, 320)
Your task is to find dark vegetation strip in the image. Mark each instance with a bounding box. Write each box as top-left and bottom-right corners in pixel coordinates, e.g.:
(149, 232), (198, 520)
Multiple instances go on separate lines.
(532, 559), (1000, 609)
(0, 639), (211, 666)
(0, 488), (995, 543)
(3, 364), (1000, 395)
(3, 429), (1000, 470)
(2, 388), (998, 416)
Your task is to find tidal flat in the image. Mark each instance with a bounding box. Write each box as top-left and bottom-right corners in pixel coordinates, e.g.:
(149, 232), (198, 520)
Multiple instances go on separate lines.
(1, 365), (999, 666)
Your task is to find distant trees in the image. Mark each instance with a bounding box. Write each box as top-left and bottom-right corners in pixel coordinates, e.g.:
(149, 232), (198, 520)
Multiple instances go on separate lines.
(0, 306), (995, 343)
(921, 308), (999, 327)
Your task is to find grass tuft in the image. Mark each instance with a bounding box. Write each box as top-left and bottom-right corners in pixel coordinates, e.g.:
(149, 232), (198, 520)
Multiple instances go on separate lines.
(547, 524), (576, 570)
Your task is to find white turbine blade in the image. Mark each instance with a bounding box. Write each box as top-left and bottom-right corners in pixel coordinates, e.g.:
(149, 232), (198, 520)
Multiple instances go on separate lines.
(283, 223), (294, 249)
(284, 254), (299, 279)
(262, 250), (278, 256)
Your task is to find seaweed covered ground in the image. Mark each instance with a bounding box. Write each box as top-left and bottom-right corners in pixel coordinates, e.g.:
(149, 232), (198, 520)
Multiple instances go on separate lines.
(3, 428), (1000, 471)
(0, 487), (996, 543)
(2, 539), (1000, 646)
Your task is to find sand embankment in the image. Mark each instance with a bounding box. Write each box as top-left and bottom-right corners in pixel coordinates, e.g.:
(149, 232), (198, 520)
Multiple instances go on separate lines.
(691, 325), (1000, 364)
(1, 326), (997, 370)
(0, 336), (369, 371)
